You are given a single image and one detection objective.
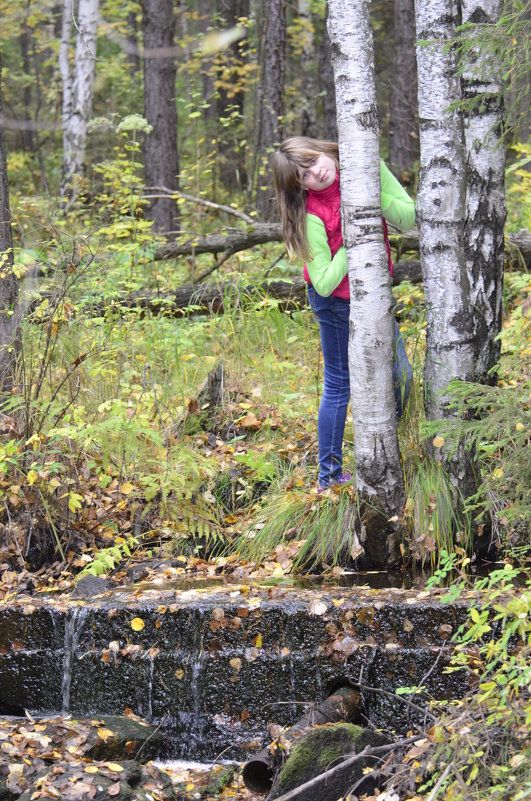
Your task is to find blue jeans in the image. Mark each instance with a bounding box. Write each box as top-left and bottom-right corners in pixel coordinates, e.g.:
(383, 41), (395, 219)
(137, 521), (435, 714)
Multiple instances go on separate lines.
(307, 286), (412, 487)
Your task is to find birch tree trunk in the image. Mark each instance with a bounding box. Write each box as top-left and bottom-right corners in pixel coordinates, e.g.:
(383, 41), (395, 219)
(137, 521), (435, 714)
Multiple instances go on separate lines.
(461, 0), (506, 383)
(60, 0), (100, 199)
(327, 0), (405, 539)
(415, 0), (475, 421)
(0, 54), (20, 391)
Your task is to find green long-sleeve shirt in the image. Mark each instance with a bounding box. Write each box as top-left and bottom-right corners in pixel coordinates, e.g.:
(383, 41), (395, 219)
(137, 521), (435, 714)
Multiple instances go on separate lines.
(305, 161), (415, 297)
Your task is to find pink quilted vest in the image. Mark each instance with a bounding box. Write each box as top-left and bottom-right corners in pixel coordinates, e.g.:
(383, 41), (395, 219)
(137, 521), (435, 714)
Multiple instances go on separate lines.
(303, 173), (393, 300)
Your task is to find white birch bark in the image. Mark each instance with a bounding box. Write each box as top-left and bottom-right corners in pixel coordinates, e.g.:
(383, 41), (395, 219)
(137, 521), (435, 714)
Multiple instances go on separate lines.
(414, 0), (475, 421)
(60, 0), (99, 199)
(461, 0), (506, 382)
(59, 0), (73, 169)
(327, 0), (405, 525)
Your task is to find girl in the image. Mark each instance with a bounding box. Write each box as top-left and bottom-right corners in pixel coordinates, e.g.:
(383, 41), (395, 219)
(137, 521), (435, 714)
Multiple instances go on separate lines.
(272, 136), (416, 489)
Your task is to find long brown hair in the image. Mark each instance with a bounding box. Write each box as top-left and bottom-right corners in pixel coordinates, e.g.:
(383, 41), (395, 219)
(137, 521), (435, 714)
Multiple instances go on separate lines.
(272, 137), (339, 262)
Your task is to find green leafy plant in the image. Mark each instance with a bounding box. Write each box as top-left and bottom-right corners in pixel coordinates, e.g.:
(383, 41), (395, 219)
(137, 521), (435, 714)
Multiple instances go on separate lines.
(77, 534), (140, 577)
(418, 556), (531, 801)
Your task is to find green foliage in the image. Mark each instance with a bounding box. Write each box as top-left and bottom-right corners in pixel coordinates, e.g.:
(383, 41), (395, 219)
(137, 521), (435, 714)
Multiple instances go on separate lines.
(506, 142), (531, 233)
(423, 372), (530, 551)
(420, 555), (531, 801)
(78, 535), (139, 577)
(453, 0), (531, 141)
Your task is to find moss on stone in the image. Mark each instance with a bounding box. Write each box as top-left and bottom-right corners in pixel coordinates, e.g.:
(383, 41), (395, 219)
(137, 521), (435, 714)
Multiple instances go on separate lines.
(276, 723), (363, 790)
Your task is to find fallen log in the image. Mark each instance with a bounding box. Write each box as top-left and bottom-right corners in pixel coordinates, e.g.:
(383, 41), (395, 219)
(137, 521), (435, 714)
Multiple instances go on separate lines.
(153, 223), (284, 261)
(242, 685), (361, 794)
(153, 223), (530, 270)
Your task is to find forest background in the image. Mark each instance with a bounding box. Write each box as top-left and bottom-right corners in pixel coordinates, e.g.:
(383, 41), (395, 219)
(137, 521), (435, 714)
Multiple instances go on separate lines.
(0, 0), (528, 576)
(0, 1), (529, 799)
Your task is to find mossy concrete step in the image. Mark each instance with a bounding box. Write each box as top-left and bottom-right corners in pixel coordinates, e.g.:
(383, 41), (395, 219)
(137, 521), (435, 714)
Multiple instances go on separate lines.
(0, 582), (470, 760)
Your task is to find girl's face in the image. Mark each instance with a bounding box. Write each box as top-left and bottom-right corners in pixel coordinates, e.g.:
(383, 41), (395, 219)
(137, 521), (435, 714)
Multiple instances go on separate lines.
(298, 153), (337, 191)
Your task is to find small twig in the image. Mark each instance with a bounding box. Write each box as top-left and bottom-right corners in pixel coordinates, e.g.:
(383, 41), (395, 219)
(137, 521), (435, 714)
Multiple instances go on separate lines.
(451, 764), (471, 798)
(425, 763), (453, 801)
(264, 251), (287, 278)
(195, 250), (233, 283)
(354, 681), (438, 722)
(133, 720), (164, 760)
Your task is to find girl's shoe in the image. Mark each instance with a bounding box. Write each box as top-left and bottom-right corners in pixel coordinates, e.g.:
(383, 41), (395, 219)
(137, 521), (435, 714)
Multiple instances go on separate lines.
(318, 473), (352, 492)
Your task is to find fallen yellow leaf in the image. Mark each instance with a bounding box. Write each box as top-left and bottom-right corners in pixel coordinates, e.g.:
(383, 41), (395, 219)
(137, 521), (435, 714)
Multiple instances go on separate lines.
(104, 762), (124, 773)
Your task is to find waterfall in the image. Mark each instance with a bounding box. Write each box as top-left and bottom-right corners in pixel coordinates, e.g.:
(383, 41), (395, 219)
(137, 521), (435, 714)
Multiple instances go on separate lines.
(61, 606), (87, 715)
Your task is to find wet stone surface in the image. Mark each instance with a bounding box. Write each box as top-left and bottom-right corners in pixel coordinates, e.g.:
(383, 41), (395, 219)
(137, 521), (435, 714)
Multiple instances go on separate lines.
(0, 582), (472, 760)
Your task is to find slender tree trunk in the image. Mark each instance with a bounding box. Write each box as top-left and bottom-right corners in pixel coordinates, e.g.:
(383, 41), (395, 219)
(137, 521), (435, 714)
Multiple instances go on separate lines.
(198, 0), (218, 132)
(253, 0), (286, 221)
(389, 0), (418, 179)
(217, 0), (249, 191)
(20, 5), (34, 152)
(318, 3), (337, 141)
(461, 0), (506, 382)
(141, 0), (179, 234)
(126, 10), (140, 77)
(59, 0), (74, 190)
(60, 0), (99, 199)
(327, 0), (405, 536)
(297, 0), (318, 138)
(0, 54), (20, 391)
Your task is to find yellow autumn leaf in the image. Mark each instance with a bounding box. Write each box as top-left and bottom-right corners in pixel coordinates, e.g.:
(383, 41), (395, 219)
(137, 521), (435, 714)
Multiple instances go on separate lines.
(254, 633), (262, 648)
(27, 469), (38, 485)
(432, 436), (445, 448)
(104, 762), (124, 772)
(120, 482), (134, 495)
(130, 617), (145, 631)
(97, 728), (114, 741)
(84, 766), (99, 774)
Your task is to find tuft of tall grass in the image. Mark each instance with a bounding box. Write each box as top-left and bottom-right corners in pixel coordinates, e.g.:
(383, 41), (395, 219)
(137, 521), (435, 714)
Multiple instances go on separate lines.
(235, 486), (359, 571)
(403, 456), (472, 568)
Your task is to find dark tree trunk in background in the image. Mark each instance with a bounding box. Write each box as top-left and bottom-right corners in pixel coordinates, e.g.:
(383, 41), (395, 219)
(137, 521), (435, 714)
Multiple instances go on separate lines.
(389, 0), (418, 181)
(217, 0), (249, 191)
(198, 0), (218, 132)
(319, 4), (337, 141)
(126, 11), (140, 77)
(20, 13), (34, 151)
(0, 55), (20, 391)
(141, 0), (179, 234)
(253, 0), (286, 221)
(297, 0), (318, 138)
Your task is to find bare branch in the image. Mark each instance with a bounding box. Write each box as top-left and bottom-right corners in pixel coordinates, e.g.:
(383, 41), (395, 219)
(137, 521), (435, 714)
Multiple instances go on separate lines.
(144, 185), (254, 223)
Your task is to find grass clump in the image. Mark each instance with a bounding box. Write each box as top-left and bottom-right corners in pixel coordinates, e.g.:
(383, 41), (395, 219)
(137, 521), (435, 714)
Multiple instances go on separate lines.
(235, 485), (359, 571)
